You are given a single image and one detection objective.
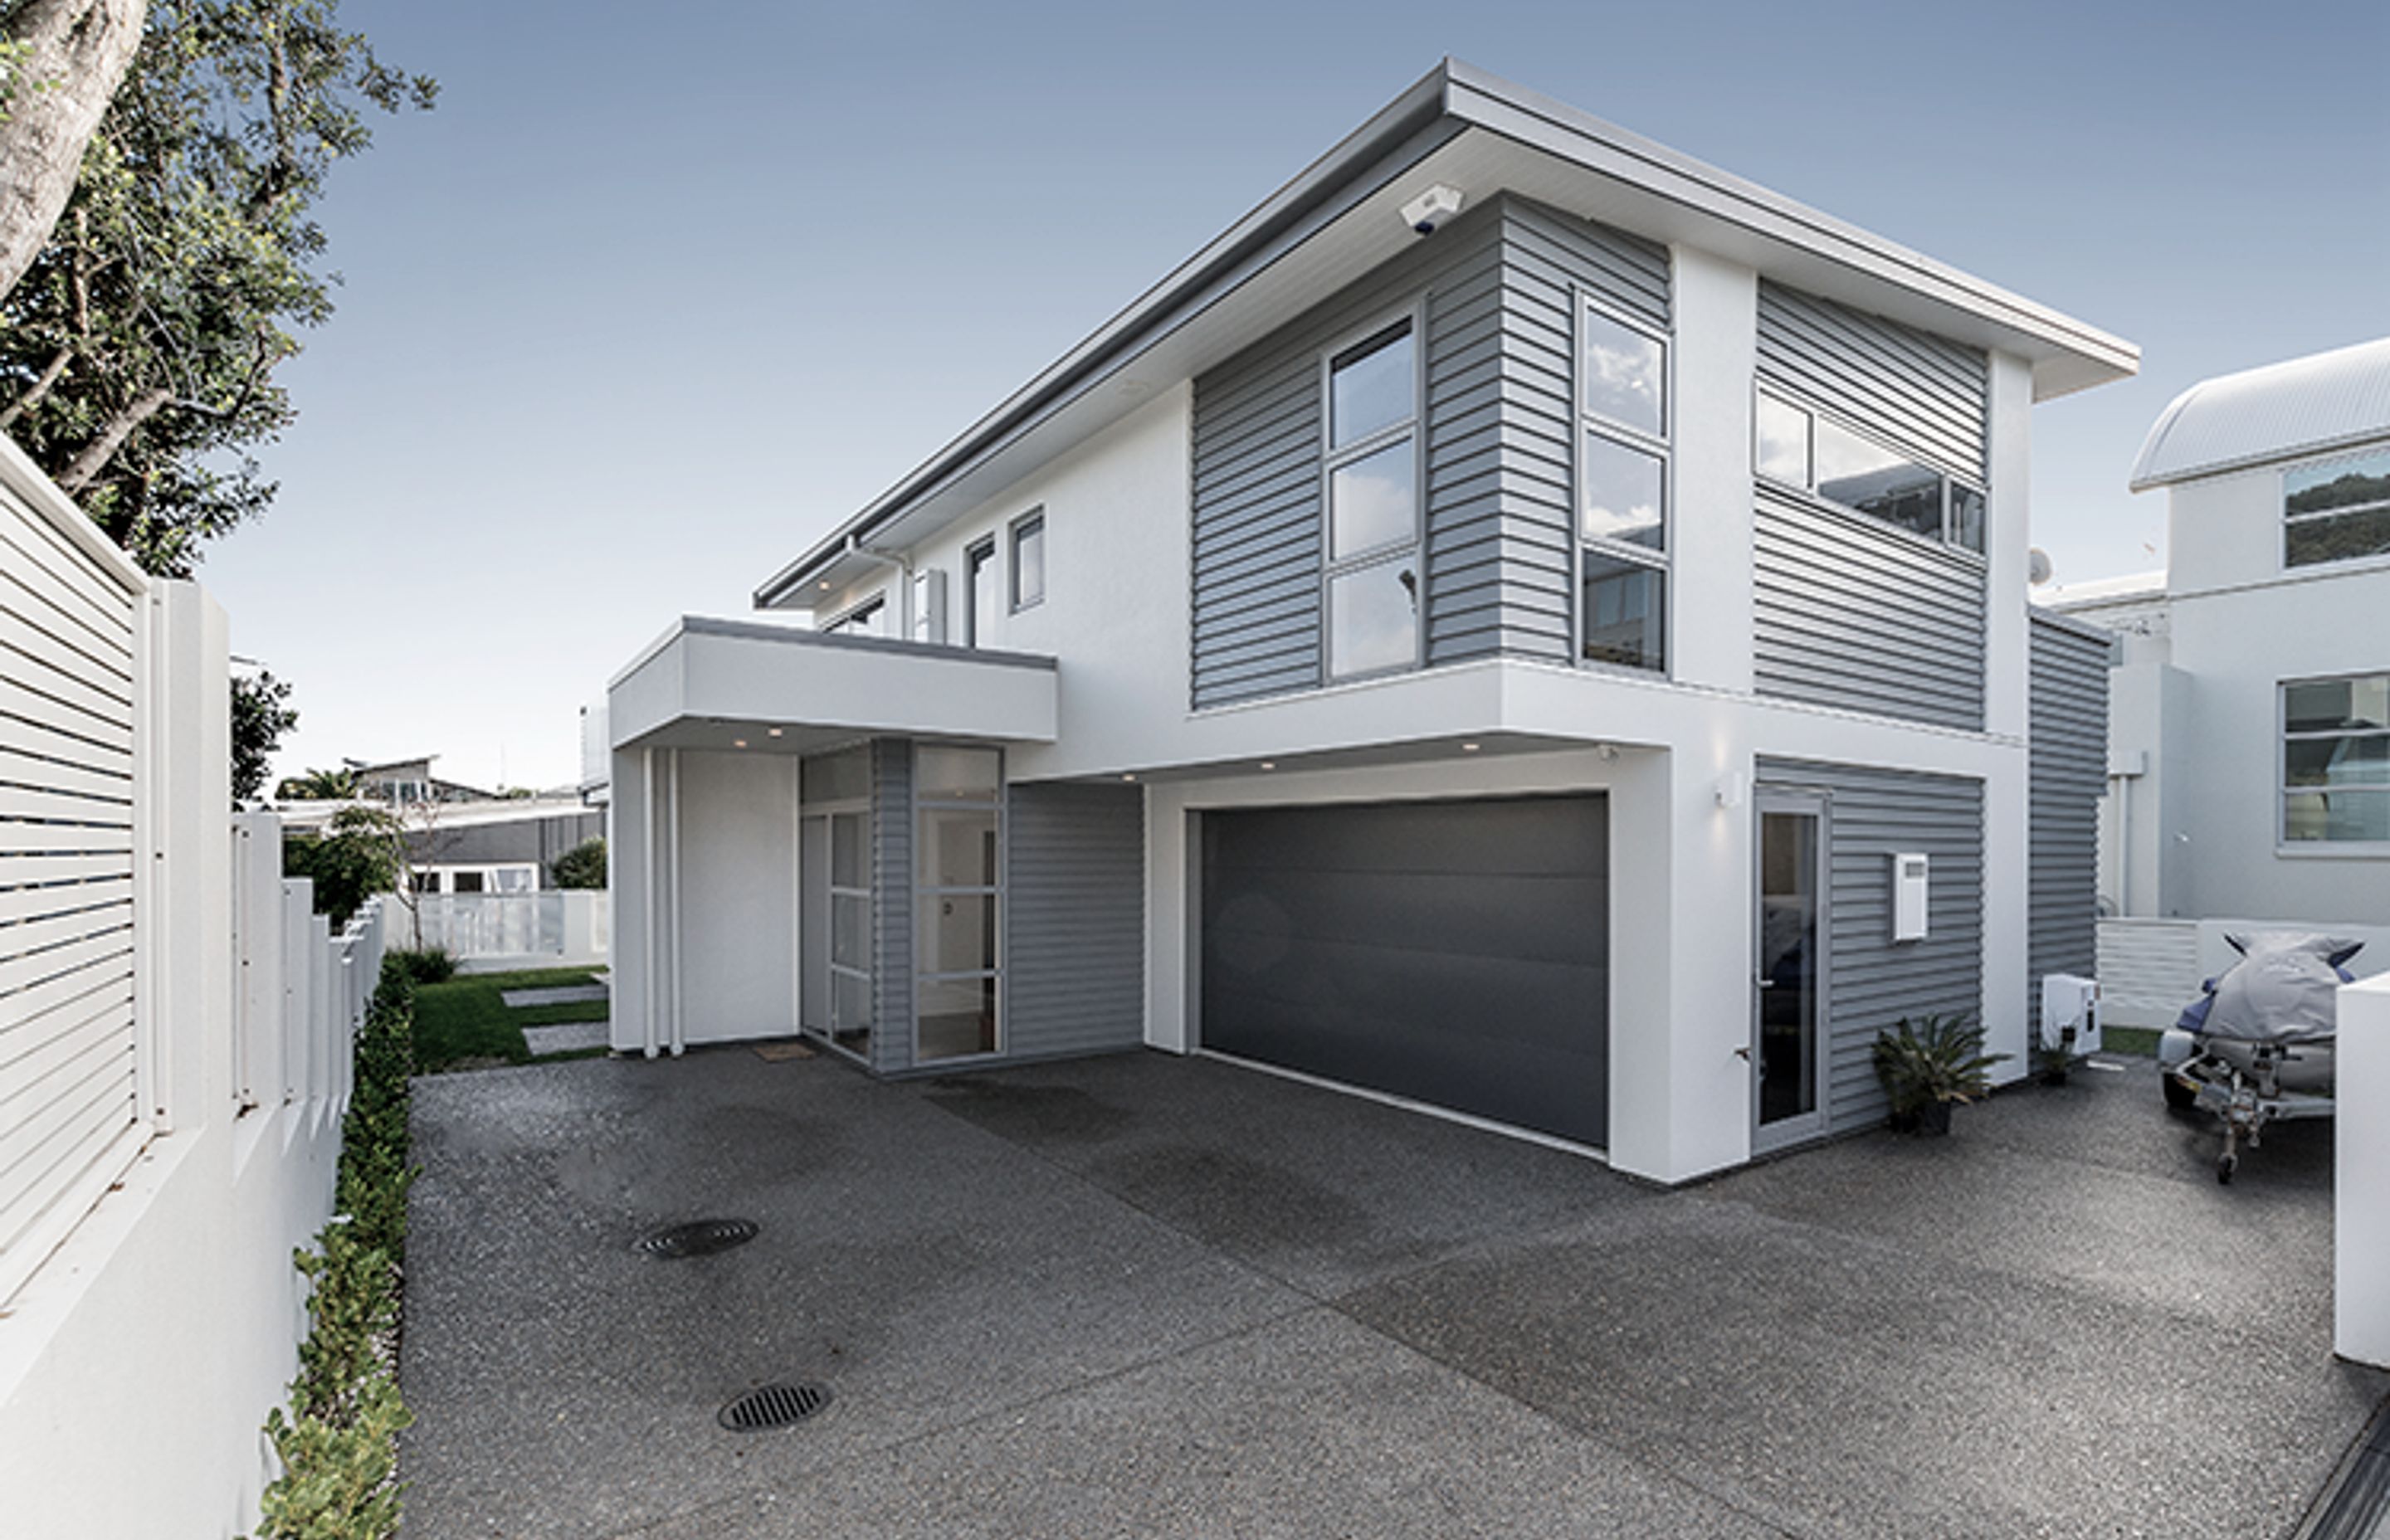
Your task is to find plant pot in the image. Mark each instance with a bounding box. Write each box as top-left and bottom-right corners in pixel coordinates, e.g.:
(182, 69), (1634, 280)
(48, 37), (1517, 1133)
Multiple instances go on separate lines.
(1888, 1107), (1921, 1134)
(1916, 1099), (1953, 1137)
(2039, 1065), (2070, 1087)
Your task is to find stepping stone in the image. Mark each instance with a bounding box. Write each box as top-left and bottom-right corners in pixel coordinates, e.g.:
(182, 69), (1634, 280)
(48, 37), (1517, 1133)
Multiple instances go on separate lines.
(501, 984), (608, 1008)
(524, 1021), (611, 1056)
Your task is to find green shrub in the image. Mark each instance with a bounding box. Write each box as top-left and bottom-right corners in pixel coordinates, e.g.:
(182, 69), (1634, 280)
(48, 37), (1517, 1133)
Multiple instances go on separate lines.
(550, 836), (606, 890)
(283, 807), (403, 928)
(254, 956), (418, 1538)
(383, 945), (456, 987)
(1871, 1011), (2007, 1118)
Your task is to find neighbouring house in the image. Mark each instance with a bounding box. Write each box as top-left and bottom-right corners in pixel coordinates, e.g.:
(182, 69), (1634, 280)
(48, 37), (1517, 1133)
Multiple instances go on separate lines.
(279, 793), (603, 893)
(2044, 336), (2390, 1012)
(602, 61), (2133, 1185)
(343, 753), (494, 806)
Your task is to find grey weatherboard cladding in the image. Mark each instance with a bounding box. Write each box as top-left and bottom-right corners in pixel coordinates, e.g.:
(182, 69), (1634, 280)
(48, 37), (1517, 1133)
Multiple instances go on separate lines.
(1757, 758), (1984, 1131)
(1751, 282), (1992, 731)
(1188, 196), (1671, 708)
(2027, 613), (2111, 993)
(1002, 782), (1145, 1060)
(870, 737), (913, 1076)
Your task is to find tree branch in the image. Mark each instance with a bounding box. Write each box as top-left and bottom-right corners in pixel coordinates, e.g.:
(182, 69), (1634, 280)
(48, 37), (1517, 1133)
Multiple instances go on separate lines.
(55, 382), (167, 492)
(0, 342), (74, 428)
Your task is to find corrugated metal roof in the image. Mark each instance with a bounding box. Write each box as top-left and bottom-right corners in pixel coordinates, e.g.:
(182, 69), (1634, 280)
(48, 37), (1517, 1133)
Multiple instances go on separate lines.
(2129, 336), (2390, 491)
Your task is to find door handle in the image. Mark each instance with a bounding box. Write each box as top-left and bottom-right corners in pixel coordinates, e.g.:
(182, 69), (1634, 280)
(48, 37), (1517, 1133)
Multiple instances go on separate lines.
(1734, 1045), (1751, 1062)
(1754, 978), (1775, 989)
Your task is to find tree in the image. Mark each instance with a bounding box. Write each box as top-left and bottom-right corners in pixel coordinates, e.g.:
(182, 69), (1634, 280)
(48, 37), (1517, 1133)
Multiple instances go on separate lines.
(276, 763), (356, 800)
(229, 664), (294, 803)
(0, 0), (433, 574)
(281, 801), (398, 927)
(550, 837), (605, 891)
(0, 0), (148, 301)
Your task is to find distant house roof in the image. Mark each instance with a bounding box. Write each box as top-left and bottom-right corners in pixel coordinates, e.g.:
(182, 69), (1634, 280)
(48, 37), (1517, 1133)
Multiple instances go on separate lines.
(2129, 336), (2390, 492)
(2038, 570), (2167, 612)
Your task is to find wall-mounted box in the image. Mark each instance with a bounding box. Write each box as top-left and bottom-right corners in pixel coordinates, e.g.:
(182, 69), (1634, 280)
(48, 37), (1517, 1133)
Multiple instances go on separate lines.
(1891, 852), (1929, 941)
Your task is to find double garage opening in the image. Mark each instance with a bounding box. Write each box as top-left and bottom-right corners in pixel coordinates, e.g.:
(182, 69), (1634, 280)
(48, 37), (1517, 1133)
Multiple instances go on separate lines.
(1197, 794), (1611, 1149)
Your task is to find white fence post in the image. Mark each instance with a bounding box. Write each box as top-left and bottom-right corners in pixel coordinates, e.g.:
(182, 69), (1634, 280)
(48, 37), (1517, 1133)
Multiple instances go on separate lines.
(2337, 974), (2390, 1368)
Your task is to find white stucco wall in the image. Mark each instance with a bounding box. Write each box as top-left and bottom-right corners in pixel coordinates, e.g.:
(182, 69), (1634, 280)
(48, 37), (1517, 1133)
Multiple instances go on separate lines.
(2337, 972), (2390, 1368)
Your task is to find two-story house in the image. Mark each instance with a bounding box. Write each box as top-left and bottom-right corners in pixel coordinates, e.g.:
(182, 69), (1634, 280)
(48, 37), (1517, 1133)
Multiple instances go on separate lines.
(602, 61), (2133, 1185)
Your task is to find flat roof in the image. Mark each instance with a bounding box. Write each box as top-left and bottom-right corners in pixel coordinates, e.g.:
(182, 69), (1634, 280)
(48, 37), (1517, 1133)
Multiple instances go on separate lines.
(758, 58), (2139, 610)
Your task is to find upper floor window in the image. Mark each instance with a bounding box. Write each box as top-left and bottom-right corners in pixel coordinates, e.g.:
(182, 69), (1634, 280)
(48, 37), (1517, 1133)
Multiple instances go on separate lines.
(2283, 673), (2389, 844)
(1011, 511), (1046, 611)
(2285, 447), (2390, 569)
(1581, 303), (1670, 672)
(1756, 390), (1985, 554)
(822, 594), (887, 637)
(1323, 318), (1420, 680)
(965, 538), (997, 646)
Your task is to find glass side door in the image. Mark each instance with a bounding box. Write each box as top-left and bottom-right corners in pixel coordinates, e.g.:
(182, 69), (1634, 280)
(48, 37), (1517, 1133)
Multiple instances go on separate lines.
(1753, 794), (1827, 1150)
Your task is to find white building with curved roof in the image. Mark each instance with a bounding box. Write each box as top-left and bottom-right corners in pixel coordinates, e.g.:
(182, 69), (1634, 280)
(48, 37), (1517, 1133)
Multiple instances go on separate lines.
(2049, 337), (2390, 987)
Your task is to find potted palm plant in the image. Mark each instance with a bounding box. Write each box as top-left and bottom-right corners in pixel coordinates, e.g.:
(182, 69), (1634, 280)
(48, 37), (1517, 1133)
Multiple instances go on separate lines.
(1871, 1012), (2007, 1135)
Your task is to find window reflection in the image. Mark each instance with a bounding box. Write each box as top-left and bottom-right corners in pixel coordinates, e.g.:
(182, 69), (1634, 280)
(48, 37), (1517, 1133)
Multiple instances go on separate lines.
(1581, 553), (1664, 672)
(1582, 310), (1664, 436)
(1330, 437), (1416, 558)
(1329, 557), (1417, 677)
(1330, 324), (1414, 449)
(1582, 432), (1665, 548)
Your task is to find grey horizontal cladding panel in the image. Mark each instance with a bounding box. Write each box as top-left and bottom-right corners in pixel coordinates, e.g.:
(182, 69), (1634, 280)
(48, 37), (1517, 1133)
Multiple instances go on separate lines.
(1427, 197), (1669, 667)
(871, 738), (913, 1076)
(1757, 280), (1988, 484)
(1752, 493), (1987, 731)
(1193, 201), (1510, 710)
(1003, 782), (1144, 1060)
(1760, 758), (1985, 1133)
(2027, 616), (2110, 991)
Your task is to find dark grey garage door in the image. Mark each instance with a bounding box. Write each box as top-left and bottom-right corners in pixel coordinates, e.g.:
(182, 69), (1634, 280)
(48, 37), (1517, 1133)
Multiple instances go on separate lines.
(1201, 795), (1608, 1147)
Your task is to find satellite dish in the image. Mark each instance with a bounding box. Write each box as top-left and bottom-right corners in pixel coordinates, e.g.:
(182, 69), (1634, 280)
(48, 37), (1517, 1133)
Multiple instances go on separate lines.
(2027, 548), (2054, 586)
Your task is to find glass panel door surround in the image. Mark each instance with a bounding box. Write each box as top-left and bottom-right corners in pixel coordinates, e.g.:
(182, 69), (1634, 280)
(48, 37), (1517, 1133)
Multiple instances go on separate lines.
(1753, 792), (1826, 1150)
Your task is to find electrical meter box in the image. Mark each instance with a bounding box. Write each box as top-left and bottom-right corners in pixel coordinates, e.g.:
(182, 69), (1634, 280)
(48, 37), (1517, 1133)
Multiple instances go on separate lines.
(1890, 852), (1929, 941)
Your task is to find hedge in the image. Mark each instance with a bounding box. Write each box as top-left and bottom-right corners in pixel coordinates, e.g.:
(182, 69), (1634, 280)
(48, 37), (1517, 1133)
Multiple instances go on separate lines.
(253, 958), (418, 1539)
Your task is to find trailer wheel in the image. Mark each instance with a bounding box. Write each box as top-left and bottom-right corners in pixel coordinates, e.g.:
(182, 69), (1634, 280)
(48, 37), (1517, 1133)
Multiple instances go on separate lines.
(2216, 1152), (2237, 1185)
(2163, 1075), (2198, 1111)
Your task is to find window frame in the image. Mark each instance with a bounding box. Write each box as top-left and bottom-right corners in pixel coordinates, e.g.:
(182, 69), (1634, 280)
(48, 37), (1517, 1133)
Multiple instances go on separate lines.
(2279, 670), (2390, 849)
(1752, 387), (1988, 558)
(1318, 305), (1427, 684)
(2281, 445), (2390, 574)
(963, 536), (997, 647)
(1009, 509), (1046, 613)
(1574, 292), (1675, 677)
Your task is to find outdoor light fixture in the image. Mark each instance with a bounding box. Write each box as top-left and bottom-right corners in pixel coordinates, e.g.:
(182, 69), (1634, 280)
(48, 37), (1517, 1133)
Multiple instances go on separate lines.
(767, 727), (784, 738)
(1715, 772), (1749, 809)
(1461, 742), (1481, 753)
(732, 738), (748, 748)
(1121, 772), (1136, 782)
(1260, 761), (1276, 771)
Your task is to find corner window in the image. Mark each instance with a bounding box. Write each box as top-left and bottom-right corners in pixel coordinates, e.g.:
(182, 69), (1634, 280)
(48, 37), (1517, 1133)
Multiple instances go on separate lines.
(2283, 674), (2390, 843)
(1581, 300), (1670, 673)
(965, 538), (997, 646)
(2285, 448), (2390, 569)
(1010, 512), (1046, 612)
(1756, 390), (1986, 554)
(1323, 319), (1420, 680)
(822, 594), (887, 637)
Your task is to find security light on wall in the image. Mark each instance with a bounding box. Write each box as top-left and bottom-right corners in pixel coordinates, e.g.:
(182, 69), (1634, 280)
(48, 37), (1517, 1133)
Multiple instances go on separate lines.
(1401, 184), (1465, 235)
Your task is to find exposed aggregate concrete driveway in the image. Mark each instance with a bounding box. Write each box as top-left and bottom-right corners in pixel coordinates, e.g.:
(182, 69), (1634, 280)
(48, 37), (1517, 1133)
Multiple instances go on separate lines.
(400, 1047), (2383, 1538)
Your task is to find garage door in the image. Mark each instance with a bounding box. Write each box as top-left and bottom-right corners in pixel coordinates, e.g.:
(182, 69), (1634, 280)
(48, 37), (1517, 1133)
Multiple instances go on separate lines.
(1201, 795), (1608, 1147)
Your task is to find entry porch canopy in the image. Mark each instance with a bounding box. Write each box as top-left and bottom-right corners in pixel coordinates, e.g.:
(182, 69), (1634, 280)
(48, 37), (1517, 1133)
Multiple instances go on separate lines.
(607, 616), (1058, 758)
(605, 616), (1057, 1058)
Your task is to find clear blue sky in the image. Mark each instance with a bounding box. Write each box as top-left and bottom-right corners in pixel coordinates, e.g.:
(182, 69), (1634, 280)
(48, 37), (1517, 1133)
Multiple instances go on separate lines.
(202, 0), (2390, 791)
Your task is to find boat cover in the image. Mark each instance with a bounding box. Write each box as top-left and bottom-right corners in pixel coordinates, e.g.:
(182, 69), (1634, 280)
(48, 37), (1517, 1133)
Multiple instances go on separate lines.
(2188, 932), (2363, 1045)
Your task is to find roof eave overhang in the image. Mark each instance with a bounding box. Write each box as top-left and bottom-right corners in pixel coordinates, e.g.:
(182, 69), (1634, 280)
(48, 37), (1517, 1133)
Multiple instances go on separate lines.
(757, 59), (2139, 610)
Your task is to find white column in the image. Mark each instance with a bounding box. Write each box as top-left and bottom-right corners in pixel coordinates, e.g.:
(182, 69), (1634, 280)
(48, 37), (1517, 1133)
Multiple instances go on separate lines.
(2338, 973), (2390, 1367)
(1667, 246), (1756, 695)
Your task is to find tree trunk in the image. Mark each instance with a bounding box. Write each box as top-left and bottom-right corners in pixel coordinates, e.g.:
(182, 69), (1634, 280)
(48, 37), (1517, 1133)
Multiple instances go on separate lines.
(0, 0), (147, 305)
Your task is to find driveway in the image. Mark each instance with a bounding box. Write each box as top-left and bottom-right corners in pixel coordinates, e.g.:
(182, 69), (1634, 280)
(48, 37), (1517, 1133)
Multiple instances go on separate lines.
(400, 1048), (2383, 1538)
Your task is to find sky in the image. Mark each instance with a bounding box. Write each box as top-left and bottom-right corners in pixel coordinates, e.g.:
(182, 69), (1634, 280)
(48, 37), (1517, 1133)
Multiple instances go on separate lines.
(198, 0), (2390, 792)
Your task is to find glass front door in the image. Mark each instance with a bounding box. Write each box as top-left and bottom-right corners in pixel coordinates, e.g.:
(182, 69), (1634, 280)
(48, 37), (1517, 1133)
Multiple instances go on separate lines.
(1754, 795), (1826, 1149)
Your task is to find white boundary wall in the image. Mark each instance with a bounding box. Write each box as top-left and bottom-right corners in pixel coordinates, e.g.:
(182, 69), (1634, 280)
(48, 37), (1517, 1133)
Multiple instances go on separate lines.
(2338, 973), (2390, 1367)
(2098, 916), (2390, 1028)
(403, 889), (609, 967)
(0, 439), (373, 1538)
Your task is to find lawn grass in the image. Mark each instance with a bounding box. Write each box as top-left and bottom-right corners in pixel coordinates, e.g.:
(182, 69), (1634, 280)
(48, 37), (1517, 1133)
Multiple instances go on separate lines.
(2100, 1023), (2163, 1059)
(412, 966), (609, 1073)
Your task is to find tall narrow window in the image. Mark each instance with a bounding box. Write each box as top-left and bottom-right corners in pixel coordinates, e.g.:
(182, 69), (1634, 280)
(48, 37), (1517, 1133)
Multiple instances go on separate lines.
(1011, 511), (1046, 611)
(915, 746), (1002, 1060)
(1323, 318), (1419, 680)
(1580, 304), (1670, 672)
(965, 538), (997, 646)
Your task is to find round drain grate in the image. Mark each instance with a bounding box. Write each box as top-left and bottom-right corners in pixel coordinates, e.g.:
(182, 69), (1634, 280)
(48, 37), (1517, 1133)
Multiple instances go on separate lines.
(719, 1382), (832, 1432)
(637, 1218), (759, 1259)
